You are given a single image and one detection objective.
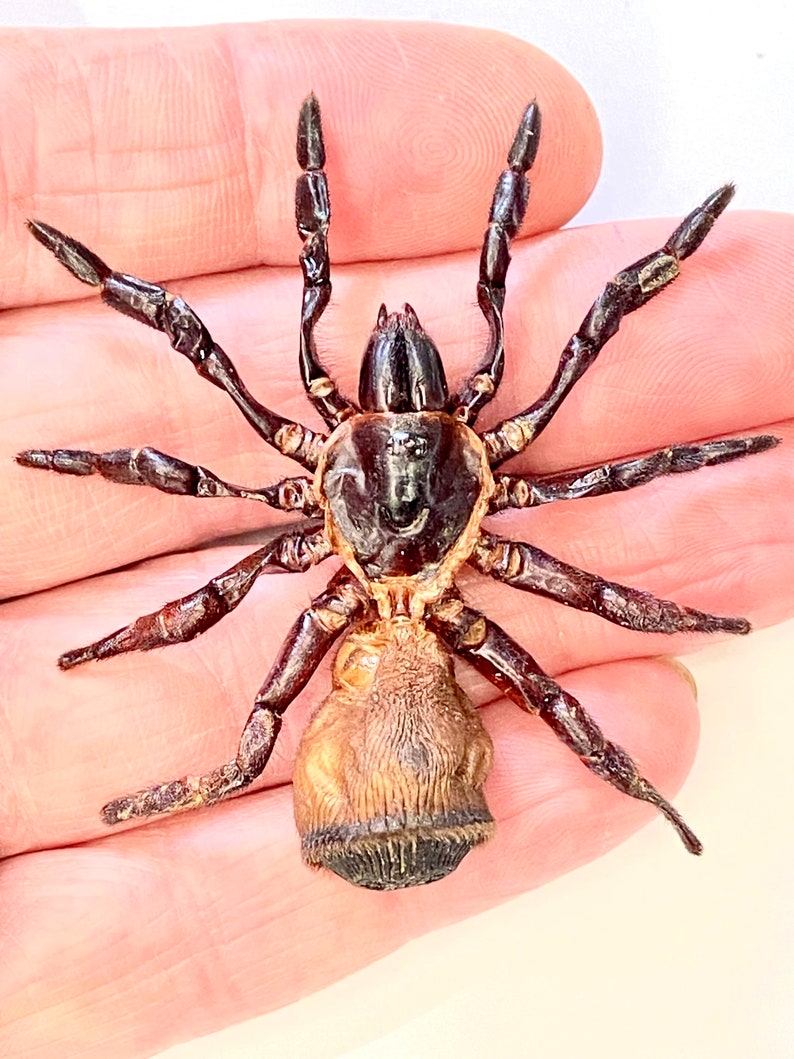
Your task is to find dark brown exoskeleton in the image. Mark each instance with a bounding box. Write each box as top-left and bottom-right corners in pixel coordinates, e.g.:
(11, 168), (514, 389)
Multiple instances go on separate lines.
(19, 96), (778, 889)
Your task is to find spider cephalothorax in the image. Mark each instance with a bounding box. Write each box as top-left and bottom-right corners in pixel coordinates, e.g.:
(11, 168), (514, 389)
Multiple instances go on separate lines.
(19, 95), (778, 889)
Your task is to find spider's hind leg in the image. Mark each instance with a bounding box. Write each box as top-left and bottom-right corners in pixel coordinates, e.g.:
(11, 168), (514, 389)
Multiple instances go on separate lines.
(428, 597), (702, 853)
(452, 102), (541, 425)
(295, 94), (355, 428)
(102, 571), (368, 824)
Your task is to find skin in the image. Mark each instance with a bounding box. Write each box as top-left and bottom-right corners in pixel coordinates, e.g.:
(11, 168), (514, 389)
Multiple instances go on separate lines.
(0, 20), (792, 1058)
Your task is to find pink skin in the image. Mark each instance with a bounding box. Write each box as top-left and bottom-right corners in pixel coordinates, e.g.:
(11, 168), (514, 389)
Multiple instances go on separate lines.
(1, 21), (793, 1059)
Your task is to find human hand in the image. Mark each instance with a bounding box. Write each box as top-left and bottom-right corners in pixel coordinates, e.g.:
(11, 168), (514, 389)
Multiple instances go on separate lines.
(1, 20), (792, 1057)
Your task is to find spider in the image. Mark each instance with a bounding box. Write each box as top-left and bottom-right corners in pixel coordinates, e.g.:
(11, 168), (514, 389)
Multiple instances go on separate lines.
(19, 95), (778, 891)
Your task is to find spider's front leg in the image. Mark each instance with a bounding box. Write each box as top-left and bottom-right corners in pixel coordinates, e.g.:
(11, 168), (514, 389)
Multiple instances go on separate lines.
(428, 596), (702, 853)
(470, 531), (749, 636)
(482, 184), (735, 466)
(103, 571), (369, 823)
(26, 221), (324, 471)
(16, 445), (323, 517)
(451, 102), (541, 424)
(58, 526), (331, 669)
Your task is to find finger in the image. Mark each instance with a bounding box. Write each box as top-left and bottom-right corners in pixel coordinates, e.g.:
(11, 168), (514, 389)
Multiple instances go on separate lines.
(0, 657), (698, 1057)
(1, 22), (600, 308)
(462, 416), (794, 686)
(487, 209), (794, 474)
(3, 429), (790, 857)
(3, 210), (792, 597)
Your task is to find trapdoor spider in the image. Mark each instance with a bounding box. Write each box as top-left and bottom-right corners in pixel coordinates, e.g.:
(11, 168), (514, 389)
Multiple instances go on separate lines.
(19, 96), (778, 890)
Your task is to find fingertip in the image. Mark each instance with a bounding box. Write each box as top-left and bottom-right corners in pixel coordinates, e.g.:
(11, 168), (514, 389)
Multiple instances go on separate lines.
(476, 655), (702, 896)
(662, 656), (699, 700)
(4, 21), (602, 306)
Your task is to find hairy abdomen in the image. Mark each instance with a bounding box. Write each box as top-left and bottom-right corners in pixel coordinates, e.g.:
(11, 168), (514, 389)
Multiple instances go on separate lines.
(293, 620), (494, 889)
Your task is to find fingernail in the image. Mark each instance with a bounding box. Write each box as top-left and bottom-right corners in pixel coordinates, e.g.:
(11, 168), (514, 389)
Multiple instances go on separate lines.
(663, 657), (698, 700)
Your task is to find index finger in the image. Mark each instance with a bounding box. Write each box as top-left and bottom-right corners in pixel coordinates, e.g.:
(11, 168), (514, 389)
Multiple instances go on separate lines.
(0, 21), (600, 307)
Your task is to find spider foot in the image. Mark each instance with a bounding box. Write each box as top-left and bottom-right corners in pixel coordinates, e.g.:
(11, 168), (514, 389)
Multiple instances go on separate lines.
(667, 183), (734, 260)
(589, 744), (703, 854)
(297, 92), (325, 171)
(101, 763), (247, 824)
(637, 782), (703, 855)
(27, 220), (111, 286)
(507, 100), (541, 173)
(102, 705), (285, 825)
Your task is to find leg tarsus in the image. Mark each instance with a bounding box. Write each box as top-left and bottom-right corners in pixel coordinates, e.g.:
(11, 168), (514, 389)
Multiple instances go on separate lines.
(507, 100), (542, 172)
(102, 708), (283, 823)
(27, 220), (110, 285)
(588, 748), (703, 854)
(297, 92), (325, 170)
(666, 184), (734, 260)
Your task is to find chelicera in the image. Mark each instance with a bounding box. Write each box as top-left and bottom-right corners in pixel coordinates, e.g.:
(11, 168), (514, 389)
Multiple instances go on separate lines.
(19, 96), (778, 890)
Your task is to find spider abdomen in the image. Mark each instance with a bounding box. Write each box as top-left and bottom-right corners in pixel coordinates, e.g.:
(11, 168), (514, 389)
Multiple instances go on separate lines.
(292, 619), (495, 890)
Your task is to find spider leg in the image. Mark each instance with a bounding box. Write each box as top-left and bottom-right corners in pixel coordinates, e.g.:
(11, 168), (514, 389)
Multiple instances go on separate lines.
(26, 221), (324, 471)
(16, 445), (322, 516)
(451, 102), (541, 425)
(58, 525), (331, 669)
(295, 94), (356, 429)
(428, 596), (702, 853)
(102, 570), (369, 824)
(482, 184), (736, 467)
(489, 434), (780, 512)
(469, 531), (750, 635)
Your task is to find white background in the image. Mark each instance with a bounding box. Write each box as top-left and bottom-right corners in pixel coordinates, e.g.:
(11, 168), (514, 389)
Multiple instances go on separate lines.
(3, 3), (792, 1058)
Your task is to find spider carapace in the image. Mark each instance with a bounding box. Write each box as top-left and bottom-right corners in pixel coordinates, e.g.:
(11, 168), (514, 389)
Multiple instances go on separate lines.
(20, 95), (778, 889)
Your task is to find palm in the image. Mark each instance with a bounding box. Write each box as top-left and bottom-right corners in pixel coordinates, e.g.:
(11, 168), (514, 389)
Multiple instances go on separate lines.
(1, 21), (792, 1058)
